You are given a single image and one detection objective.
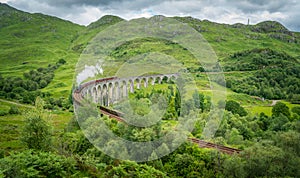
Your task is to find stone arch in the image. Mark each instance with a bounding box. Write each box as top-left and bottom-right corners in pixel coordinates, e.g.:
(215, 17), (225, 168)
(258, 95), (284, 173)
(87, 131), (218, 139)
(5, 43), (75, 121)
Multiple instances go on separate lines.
(97, 85), (102, 105)
(135, 78), (141, 90)
(102, 84), (108, 106)
(162, 76), (169, 83)
(129, 79), (134, 93)
(121, 80), (128, 98)
(92, 87), (97, 103)
(108, 82), (114, 105)
(114, 81), (120, 102)
(141, 77), (148, 88)
(149, 77), (155, 85)
(155, 76), (162, 84)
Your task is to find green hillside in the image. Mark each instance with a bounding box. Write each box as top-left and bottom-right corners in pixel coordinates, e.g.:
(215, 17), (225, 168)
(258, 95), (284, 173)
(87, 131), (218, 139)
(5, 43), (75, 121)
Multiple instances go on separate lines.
(174, 17), (300, 59)
(71, 15), (124, 54)
(0, 3), (84, 75)
(0, 4), (299, 104)
(0, 3), (85, 102)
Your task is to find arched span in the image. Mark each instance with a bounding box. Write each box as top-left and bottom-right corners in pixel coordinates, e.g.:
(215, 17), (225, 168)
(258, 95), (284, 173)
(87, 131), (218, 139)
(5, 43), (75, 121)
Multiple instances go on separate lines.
(76, 73), (178, 106)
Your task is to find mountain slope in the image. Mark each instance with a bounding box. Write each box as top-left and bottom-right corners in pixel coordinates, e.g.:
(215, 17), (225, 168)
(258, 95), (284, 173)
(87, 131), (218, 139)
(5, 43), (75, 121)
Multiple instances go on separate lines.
(0, 3), (84, 77)
(0, 3), (87, 99)
(173, 17), (300, 59)
(71, 15), (124, 54)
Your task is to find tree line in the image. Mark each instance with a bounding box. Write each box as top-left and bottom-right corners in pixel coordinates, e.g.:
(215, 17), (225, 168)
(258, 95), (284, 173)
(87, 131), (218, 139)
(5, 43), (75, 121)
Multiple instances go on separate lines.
(0, 59), (72, 110)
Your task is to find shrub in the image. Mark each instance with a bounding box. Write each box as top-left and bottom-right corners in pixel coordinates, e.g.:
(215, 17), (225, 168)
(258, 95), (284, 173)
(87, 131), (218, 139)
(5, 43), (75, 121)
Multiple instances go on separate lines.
(0, 110), (8, 116)
(291, 106), (300, 115)
(225, 100), (248, 116)
(0, 150), (77, 178)
(8, 105), (20, 115)
(57, 58), (66, 65)
(272, 102), (290, 118)
(21, 97), (52, 151)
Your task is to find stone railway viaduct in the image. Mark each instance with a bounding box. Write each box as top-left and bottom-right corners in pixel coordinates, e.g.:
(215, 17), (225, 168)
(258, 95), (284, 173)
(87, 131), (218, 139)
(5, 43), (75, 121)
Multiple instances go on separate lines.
(74, 73), (179, 106)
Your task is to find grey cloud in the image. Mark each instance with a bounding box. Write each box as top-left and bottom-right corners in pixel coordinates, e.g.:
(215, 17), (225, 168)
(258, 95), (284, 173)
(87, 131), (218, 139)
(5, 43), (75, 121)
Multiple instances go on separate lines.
(34, 0), (161, 9)
(222, 0), (292, 13)
(37, 0), (120, 7)
(110, 0), (162, 10)
(8, 0), (86, 17)
(5, 0), (300, 31)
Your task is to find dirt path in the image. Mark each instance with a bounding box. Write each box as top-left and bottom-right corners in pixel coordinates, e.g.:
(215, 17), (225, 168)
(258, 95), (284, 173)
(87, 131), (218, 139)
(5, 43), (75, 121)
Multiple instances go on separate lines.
(0, 99), (34, 108)
(270, 100), (280, 106)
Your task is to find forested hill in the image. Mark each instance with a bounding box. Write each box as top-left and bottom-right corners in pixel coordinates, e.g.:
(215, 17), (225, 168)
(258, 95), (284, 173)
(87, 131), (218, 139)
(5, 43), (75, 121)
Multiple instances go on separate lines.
(0, 3), (299, 104)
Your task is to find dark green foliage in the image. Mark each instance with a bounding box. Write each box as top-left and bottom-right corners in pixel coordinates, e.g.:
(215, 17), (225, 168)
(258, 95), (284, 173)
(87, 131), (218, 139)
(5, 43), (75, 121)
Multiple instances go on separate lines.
(257, 112), (270, 131)
(269, 114), (290, 131)
(226, 48), (300, 100)
(241, 142), (299, 177)
(272, 102), (291, 118)
(101, 113), (163, 142)
(221, 154), (246, 178)
(221, 142), (300, 177)
(215, 112), (300, 177)
(274, 131), (300, 156)
(292, 106), (300, 115)
(225, 100), (248, 116)
(161, 143), (216, 177)
(0, 109), (8, 116)
(225, 48), (297, 71)
(8, 105), (19, 114)
(57, 58), (66, 65)
(23, 63), (59, 89)
(105, 160), (167, 177)
(290, 94), (300, 104)
(187, 66), (205, 73)
(0, 60), (65, 105)
(59, 131), (93, 156)
(0, 150), (77, 178)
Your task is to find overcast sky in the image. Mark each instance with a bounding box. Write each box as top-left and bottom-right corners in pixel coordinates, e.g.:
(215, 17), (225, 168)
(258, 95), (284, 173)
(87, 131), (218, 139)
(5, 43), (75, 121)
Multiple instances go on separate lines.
(1, 0), (300, 31)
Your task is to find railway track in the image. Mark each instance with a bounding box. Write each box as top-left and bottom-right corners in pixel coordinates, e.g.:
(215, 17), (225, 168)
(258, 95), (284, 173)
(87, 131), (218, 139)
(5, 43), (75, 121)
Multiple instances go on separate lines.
(99, 106), (125, 123)
(188, 138), (241, 155)
(98, 106), (241, 155)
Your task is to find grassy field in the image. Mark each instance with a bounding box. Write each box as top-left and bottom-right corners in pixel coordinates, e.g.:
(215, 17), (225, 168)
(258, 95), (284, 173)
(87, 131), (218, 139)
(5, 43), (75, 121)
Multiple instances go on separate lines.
(0, 99), (73, 152)
(0, 114), (24, 151)
(248, 100), (300, 116)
